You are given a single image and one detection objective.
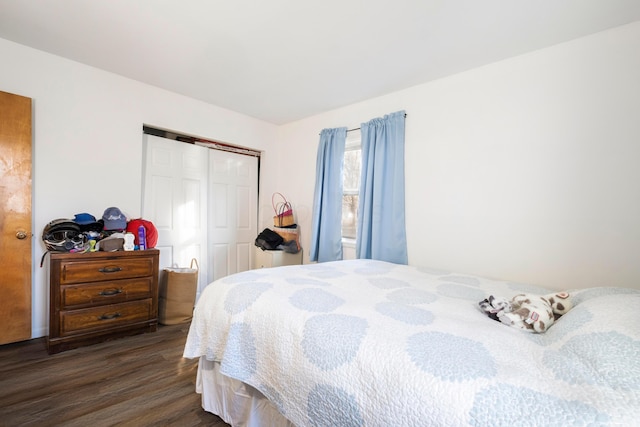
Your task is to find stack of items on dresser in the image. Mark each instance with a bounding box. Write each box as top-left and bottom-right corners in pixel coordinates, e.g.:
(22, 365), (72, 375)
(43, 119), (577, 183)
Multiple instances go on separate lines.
(42, 207), (157, 254)
(255, 193), (301, 253)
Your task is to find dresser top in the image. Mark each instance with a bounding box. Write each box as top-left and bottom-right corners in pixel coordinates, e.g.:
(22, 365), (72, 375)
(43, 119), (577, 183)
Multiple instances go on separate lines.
(49, 249), (159, 261)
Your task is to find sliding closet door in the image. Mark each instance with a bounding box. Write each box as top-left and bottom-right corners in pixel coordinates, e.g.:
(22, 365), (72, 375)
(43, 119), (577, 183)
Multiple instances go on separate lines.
(208, 150), (258, 283)
(143, 134), (259, 295)
(142, 134), (209, 295)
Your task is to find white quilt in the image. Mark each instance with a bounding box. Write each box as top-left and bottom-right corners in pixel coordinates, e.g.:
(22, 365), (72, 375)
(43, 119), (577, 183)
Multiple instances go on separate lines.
(183, 259), (640, 426)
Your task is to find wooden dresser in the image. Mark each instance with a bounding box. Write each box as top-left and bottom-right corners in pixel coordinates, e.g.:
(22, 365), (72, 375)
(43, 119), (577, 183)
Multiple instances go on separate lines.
(47, 249), (159, 354)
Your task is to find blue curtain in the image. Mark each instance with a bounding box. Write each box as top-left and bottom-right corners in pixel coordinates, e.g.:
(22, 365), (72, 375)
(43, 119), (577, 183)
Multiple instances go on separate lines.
(310, 127), (347, 262)
(356, 110), (408, 264)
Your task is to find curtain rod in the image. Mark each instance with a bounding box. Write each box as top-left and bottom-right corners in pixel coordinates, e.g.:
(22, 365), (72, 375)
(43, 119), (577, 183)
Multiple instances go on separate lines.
(319, 113), (407, 135)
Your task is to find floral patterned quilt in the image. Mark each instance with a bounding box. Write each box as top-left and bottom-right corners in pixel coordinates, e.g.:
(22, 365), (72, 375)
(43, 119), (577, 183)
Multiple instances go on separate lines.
(183, 259), (640, 426)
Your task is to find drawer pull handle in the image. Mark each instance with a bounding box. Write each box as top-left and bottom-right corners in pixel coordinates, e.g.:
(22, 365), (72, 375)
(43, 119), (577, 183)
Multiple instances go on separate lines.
(98, 313), (122, 321)
(99, 266), (122, 273)
(99, 288), (123, 296)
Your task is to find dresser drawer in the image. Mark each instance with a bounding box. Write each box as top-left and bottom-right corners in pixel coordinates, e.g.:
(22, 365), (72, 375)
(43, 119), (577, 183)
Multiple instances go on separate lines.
(59, 257), (155, 284)
(60, 277), (153, 308)
(60, 299), (153, 336)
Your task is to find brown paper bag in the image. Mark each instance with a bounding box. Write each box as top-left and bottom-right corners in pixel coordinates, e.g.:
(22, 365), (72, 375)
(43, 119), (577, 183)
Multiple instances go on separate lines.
(158, 259), (198, 325)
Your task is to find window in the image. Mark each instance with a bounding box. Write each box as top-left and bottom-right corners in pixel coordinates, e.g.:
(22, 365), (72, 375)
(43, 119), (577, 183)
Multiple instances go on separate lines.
(342, 130), (361, 240)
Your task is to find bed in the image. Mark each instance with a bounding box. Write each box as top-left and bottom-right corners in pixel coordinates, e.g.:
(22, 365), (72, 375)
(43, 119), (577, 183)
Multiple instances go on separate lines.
(183, 259), (640, 426)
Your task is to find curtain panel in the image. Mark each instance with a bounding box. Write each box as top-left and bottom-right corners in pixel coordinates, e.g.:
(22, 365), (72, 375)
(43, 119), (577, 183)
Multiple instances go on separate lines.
(356, 110), (408, 264)
(309, 127), (347, 262)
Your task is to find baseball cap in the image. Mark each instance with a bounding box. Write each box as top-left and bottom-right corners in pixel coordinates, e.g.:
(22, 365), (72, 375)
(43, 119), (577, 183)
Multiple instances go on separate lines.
(102, 207), (127, 231)
(73, 212), (103, 233)
(73, 213), (97, 224)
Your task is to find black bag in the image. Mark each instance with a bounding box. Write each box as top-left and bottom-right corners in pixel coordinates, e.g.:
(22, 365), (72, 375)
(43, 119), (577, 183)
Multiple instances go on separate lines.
(255, 228), (284, 250)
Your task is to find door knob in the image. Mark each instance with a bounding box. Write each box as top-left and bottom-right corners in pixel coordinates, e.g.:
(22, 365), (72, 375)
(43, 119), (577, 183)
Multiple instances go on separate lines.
(16, 230), (28, 239)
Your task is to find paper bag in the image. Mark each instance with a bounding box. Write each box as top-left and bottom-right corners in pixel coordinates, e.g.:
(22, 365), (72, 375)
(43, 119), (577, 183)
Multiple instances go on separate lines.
(158, 259), (198, 325)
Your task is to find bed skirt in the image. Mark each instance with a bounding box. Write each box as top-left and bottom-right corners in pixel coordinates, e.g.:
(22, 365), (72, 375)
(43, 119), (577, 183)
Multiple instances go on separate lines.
(196, 357), (294, 427)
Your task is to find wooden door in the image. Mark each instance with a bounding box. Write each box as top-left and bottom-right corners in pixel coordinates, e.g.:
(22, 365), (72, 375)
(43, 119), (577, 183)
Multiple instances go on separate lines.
(0, 90), (32, 345)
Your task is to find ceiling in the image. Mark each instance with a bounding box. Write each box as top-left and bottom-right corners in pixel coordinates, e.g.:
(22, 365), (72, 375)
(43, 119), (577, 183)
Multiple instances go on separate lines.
(1, 1), (640, 125)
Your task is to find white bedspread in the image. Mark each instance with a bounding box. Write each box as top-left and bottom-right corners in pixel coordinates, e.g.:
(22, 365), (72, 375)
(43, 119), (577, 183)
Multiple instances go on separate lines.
(183, 259), (640, 426)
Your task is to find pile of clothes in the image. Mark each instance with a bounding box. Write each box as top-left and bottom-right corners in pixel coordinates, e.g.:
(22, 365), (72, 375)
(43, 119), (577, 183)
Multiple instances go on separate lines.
(42, 207), (157, 253)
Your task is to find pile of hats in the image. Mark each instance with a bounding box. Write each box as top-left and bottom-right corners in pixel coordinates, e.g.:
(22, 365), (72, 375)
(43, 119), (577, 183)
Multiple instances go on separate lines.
(42, 207), (158, 253)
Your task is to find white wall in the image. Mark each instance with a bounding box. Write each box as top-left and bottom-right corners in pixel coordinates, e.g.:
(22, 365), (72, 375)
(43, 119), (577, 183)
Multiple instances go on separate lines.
(0, 38), (279, 338)
(273, 21), (640, 292)
(3, 21), (640, 339)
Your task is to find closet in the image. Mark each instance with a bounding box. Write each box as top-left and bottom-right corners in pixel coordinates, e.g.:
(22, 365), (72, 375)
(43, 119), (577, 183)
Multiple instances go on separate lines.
(142, 132), (259, 298)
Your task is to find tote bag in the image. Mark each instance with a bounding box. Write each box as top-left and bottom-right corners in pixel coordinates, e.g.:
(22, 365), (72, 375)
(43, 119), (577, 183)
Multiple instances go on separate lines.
(272, 192), (295, 227)
(159, 258), (198, 325)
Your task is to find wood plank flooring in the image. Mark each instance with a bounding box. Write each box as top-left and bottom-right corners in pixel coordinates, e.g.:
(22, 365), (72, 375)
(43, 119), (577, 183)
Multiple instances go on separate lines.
(0, 323), (230, 427)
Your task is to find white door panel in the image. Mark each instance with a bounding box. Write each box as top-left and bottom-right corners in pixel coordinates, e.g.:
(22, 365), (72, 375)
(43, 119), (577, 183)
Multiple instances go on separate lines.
(142, 134), (209, 296)
(212, 243), (229, 282)
(208, 150), (258, 283)
(236, 242), (251, 272)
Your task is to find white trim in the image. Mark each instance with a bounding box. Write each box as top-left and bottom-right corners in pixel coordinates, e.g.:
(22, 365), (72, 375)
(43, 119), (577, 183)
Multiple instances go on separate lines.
(342, 237), (356, 248)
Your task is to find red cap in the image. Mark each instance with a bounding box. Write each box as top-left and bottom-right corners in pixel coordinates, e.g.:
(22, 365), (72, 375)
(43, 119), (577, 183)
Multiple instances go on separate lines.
(126, 218), (158, 248)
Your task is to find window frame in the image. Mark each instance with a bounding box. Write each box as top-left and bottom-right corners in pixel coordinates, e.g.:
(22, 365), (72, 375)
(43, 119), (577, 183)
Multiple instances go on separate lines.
(342, 130), (362, 245)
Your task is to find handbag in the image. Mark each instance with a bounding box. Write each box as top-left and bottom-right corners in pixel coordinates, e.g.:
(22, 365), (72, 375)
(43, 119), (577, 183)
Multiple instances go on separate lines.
(272, 192), (295, 227)
(255, 228), (284, 250)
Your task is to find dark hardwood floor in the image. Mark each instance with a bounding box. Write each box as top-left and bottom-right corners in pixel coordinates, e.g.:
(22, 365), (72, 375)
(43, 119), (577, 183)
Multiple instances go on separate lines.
(0, 323), (230, 427)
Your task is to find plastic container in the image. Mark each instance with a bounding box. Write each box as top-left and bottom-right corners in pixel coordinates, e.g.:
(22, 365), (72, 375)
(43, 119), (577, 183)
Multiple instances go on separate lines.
(138, 225), (147, 250)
